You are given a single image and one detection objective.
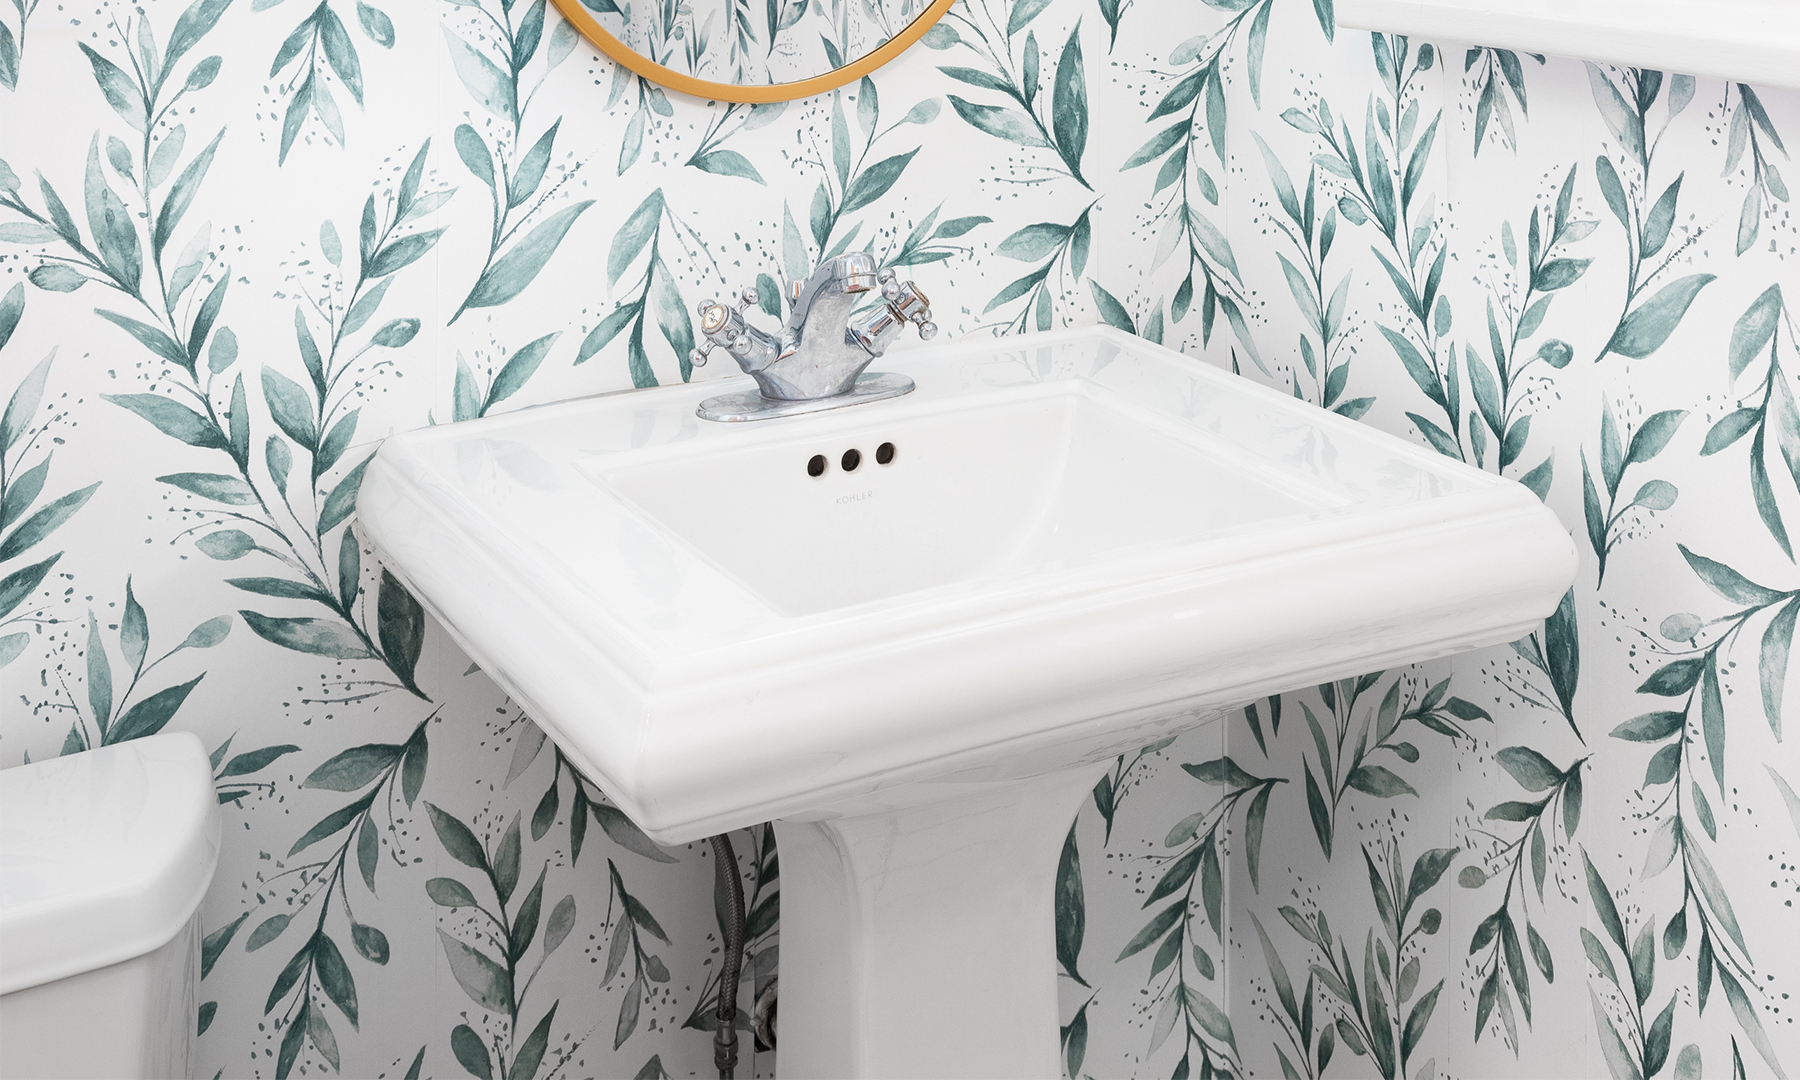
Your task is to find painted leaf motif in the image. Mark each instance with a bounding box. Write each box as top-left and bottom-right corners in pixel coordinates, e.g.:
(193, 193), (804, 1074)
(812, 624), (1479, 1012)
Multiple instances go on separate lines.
(1182, 757), (1267, 788)
(1679, 544), (1786, 606)
(1612, 710), (1684, 741)
(261, 368), (319, 450)
(578, 303), (641, 363)
(1051, 28), (1087, 184)
(1252, 913), (1300, 1027)
(319, 456), (372, 534)
(1347, 764), (1416, 797)
(439, 930), (513, 1012)
(1245, 782), (1273, 890)
(313, 931), (359, 1027)
(1540, 589), (1580, 729)
(0, 459), (51, 537)
(1126, 123), (1186, 170)
(614, 974), (643, 1048)
(0, 285), (24, 358)
(442, 27), (515, 123)
(1591, 989), (1645, 1080)
(591, 802), (677, 863)
(1006, 0), (1051, 35)
(997, 222), (1071, 262)
(1055, 824), (1086, 985)
(425, 802), (489, 871)
(689, 149), (763, 185)
(154, 130), (224, 261)
(1403, 981), (1442, 1063)
(427, 877), (478, 907)
(1495, 746), (1561, 791)
(78, 44), (145, 131)
(608, 191), (665, 285)
(356, 1), (395, 46)
(219, 744), (301, 778)
(494, 815), (522, 905)
(1183, 985), (1238, 1053)
(451, 1025), (492, 1080)
(0, 23), (19, 90)
(364, 229), (446, 281)
(454, 125), (494, 189)
(96, 311), (189, 370)
(376, 569), (424, 690)
(0, 483), (99, 562)
(841, 151), (918, 215)
(106, 675), (203, 743)
(1583, 852), (1628, 953)
(239, 612), (372, 658)
(303, 743), (403, 791)
(85, 613), (112, 732)
(1118, 902), (1182, 960)
(1186, 208), (1241, 283)
(1304, 761), (1333, 859)
(544, 895), (577, 956)
(1378, 326), (1445, 409)
(1761, 599), (1796, 738)
(1729, 286), (1783, 379)
(1607, 275), (1715, 359)
(512, 1002), (558, 1080)
(120, 581), (147, 675)
(83, 139), (141, 293)
(947, 96), (1049, 148)
(649, 259), (693, 381)
(478, 332), (559, 413)
(457, 201), (593, 315)
(1088, 282), (1134, 333)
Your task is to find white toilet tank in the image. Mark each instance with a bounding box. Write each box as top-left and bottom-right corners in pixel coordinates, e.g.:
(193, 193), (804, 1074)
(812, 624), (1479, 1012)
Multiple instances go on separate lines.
(0, 732), (221, 1080)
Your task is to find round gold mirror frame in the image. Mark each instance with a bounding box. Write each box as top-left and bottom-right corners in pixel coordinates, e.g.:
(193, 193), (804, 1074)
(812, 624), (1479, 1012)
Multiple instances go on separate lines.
(548, 0), (958, 103)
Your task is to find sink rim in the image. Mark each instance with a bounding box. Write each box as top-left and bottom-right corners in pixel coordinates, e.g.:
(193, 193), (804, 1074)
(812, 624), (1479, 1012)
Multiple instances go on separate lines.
(368, 325), (1526, 654)
(371, 385), (1532, 688)
(358, 325), (1578, 842)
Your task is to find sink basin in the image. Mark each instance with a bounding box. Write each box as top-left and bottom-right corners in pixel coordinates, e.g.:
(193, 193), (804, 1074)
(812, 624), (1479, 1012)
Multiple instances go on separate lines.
(598, 383), (1327, 614)
(358, 326), (1576, 1077)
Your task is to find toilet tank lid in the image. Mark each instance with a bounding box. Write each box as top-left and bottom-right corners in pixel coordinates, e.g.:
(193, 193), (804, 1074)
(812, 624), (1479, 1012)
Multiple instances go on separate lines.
(0, 732), (221, 995)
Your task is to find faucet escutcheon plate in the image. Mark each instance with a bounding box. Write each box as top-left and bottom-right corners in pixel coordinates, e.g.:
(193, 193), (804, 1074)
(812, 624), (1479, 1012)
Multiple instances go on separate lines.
(696, 372), (915, 422)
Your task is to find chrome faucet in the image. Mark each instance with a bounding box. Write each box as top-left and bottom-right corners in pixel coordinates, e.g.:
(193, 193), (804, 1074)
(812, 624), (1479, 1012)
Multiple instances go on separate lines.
(689, 253), (936, 421)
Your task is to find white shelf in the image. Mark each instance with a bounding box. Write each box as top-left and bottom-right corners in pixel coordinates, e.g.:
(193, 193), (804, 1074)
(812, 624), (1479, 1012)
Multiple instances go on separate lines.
(1335, 0), (1800, 91)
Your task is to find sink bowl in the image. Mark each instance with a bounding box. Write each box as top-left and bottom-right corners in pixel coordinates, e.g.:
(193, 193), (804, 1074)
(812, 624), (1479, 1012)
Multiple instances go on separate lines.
(358, 326), (1576, 1077)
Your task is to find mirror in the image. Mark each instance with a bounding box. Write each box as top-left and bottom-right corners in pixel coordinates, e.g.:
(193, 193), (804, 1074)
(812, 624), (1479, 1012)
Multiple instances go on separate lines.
(549, 0), (954, 102)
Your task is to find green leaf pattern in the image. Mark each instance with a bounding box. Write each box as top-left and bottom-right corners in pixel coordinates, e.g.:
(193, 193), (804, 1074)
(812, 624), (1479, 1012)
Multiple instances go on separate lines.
(1, 0), (1793, 1077)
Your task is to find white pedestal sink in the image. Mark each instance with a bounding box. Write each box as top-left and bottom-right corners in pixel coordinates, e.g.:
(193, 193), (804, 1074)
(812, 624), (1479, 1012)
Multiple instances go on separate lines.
(357, 327), (1575, 1077)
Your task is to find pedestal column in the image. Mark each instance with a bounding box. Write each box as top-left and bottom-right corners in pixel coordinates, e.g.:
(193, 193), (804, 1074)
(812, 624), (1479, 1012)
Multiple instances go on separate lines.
(772, 764), (1108, 1078)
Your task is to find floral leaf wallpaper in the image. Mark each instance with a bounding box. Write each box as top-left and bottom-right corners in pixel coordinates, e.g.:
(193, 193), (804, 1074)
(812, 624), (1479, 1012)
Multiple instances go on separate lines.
(1, 0), (1794, 1077)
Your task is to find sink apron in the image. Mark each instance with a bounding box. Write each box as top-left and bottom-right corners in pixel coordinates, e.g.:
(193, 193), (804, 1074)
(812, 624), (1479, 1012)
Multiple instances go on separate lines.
(772, 762), (1109, 1078)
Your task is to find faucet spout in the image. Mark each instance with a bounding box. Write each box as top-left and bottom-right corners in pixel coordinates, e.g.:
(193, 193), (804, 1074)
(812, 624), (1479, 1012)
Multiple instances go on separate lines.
(787, 252), (880, 333)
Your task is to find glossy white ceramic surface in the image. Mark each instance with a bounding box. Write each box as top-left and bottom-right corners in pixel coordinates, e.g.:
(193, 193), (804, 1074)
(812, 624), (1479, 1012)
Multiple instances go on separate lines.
(360, 326), (1578, 1076)
(1336, 0), (1800, 91)
(0, 917), (199, 1080)
(358, 326), (1578, 845)
(604, 384), (1322, 615)
(0, 732), (220, 996)
(772, 765), (1108, 1078)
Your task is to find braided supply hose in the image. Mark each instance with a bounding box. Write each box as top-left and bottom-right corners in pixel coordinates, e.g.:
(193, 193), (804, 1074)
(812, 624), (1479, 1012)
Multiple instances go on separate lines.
(709, 833), (747, 1079)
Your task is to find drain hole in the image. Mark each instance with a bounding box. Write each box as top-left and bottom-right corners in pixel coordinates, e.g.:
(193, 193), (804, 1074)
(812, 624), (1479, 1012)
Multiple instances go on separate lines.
(807, 454), (826, 477)
(876, 442), (895, 465)
(841, 448), (862, 472)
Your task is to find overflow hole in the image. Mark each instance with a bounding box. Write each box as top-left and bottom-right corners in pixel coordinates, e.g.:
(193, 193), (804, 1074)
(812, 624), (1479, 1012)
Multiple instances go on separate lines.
(807, 454), (826, 477)
(876, 442), (895, 465)
(841, 448), (862, 472)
